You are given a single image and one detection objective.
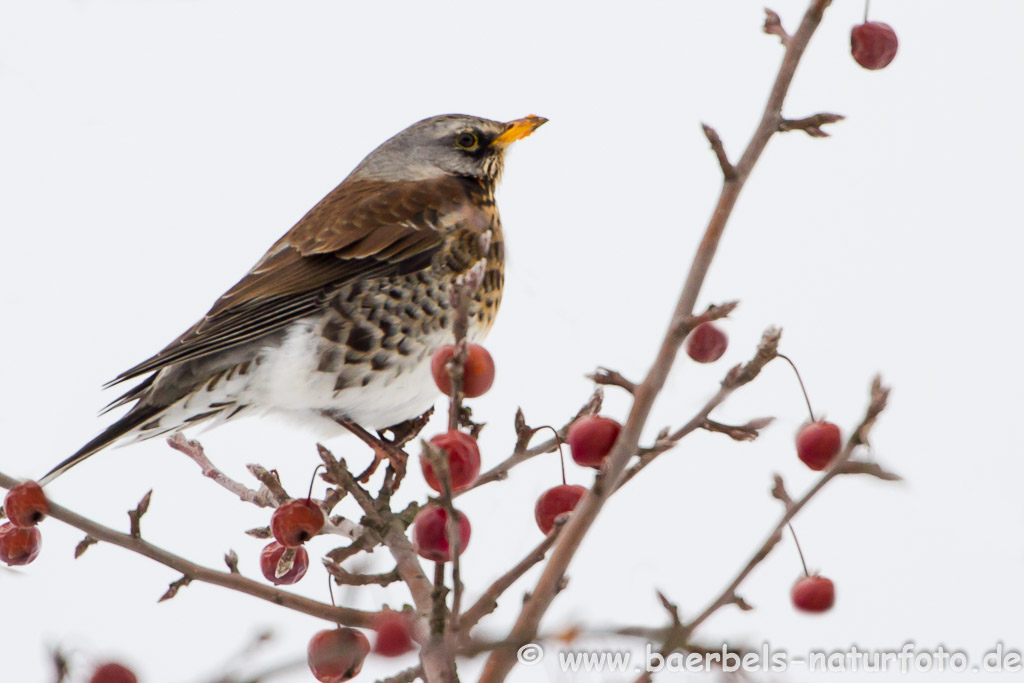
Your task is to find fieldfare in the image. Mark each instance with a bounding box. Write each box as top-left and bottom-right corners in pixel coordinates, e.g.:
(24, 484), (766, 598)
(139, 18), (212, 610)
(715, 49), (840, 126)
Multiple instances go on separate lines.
(42, 113), (547, 483)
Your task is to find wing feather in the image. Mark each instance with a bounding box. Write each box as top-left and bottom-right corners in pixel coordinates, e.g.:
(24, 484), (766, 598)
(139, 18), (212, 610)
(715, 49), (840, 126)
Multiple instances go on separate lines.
(107, 176), (479, 386)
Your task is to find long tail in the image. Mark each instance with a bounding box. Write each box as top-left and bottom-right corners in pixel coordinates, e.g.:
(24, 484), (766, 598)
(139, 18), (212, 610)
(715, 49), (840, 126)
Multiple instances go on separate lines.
(39, 404), (163, 485)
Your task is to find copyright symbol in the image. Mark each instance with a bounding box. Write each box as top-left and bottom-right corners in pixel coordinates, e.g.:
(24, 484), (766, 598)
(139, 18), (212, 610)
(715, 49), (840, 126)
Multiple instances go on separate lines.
(517, 643), (544, 665)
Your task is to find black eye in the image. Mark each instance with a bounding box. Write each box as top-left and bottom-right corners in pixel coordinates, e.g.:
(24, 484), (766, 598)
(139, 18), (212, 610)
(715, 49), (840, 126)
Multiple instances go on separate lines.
(455, 131), (479, 150)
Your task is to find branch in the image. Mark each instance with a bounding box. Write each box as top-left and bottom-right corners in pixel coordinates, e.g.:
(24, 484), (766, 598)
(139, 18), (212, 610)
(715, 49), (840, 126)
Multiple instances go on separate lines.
(246, 465), (290, 504)
(127, 490), (152, 539)
(779, 112), (845, 137)
(586, 367), (636, 395)
(480, 2), (834, 679)
(460, 521), (564, 633)
(316, 445), (434, 621)
(324, 562), (402, 587)
(460, 390), (602, 495)
(650, 377), (893, 672)
(0, 471), (377, 627)
(167, 434), (276, 507)
(617, 327), (780, 490)
(763, 8), (790, 46)
(701, 416), (775, 441)
(701, 124), (736, 180)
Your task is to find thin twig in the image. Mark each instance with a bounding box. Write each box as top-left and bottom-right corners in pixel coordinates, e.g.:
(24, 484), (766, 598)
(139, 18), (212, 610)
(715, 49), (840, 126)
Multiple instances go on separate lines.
(246, 465), (290, 504)
(778, 112), (845, 137)
(0, 471), (380, 627)
(324, 562), (402, 587)
(128, 490), (152, 539)
(166, 434), (276, 507)
(617, 327), (780, 491)
(637, 378), (893, 681)
(460, 522), (564, 632)
(586, 368), (637, 394)
(459, 389), (602, 495)
(317, 444), (434, 622)
(702, 124), (736, 179)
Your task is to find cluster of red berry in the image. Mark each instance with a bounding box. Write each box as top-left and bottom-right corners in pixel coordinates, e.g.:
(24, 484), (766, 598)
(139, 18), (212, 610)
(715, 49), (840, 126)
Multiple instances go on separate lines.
(1, 480), (47, 566)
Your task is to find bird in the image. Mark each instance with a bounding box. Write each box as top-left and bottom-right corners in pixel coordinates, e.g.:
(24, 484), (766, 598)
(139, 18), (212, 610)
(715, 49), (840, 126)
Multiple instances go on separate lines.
(40, 113), (547, 484)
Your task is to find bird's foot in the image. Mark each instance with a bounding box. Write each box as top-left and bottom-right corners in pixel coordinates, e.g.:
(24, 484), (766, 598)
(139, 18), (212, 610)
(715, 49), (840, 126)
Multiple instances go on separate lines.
(323, 412), (408, 483)
(381, 408), (434, 449)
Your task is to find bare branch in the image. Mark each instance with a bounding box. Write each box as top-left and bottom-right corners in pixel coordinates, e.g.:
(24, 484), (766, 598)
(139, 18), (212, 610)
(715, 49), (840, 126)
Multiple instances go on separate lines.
(324, 562), (402, 587)
(835, 460), (902, 481)
(461, 389), (602, 494)
(316, 444), (434, 622)
(702, 416), (774, 441)
(586, 367), (637, 394)
(167, 434), (277, 507)
(617, 327), (780, 490)
(224, 550), (240, 574)
(770, 474), (794, 511)
(158, 574), (192, 602)
(460, 521), (564, 632)
(683, 377), (894, 640)
(74, 535), (98, 559)
(128, 490), (152, 539)
(763, 8), (790, 45)
(701, 124), (736, 180)
(0, 470), (379, 627)
(246, 465), (290, 504)
(779, 112), (845, 137)
(377, 665), (423, 683)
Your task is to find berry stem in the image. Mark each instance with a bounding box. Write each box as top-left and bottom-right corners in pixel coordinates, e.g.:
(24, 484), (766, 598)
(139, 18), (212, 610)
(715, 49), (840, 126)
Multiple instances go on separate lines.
(306, 464), (326, 500)
(864, 0), (870, 23)
(788, 523), (810, 577)
(536, 425), (567, 485)
(778, 354), (816, 423)
(327, 574), (337, 609)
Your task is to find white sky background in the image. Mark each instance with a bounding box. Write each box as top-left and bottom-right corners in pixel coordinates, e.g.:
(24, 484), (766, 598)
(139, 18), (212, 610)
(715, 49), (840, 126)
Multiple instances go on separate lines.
(1, 1), (1023, 681)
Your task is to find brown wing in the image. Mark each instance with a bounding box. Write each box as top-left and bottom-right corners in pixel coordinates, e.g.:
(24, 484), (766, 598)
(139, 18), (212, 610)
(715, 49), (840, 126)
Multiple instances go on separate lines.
(107, 176), (481, 386)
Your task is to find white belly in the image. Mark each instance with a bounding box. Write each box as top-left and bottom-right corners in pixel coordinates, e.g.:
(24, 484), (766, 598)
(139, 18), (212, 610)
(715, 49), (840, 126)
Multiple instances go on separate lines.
(251, 320), (453, 430)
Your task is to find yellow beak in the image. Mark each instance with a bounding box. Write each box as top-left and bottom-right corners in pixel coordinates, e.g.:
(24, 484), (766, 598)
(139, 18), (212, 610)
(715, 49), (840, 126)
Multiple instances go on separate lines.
(493, 115), (548, 148)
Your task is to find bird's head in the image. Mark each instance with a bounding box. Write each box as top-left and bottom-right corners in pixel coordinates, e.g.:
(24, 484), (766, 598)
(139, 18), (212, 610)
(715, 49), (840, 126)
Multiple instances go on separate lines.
(349, 114), (547, 185)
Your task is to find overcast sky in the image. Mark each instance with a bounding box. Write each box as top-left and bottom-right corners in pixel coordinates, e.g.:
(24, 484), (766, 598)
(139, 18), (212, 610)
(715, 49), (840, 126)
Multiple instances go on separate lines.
(2, 1), (1023, 682)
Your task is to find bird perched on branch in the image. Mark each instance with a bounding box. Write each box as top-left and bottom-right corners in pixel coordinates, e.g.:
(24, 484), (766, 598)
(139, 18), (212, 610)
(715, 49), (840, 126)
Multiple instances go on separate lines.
(41, 113), (547, 484)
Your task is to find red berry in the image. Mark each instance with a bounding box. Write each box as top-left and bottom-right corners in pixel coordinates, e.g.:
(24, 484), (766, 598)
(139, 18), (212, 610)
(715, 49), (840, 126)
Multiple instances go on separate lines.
(3, 481), (48, 527)
(373, 611), (416, 657)
(421, 431), (481, 493)
(685, 322), (728, 363)
(89, 662), (138, 683)
(412, 505), (471, 562)
(308, 628), (370, 683)
(260, 541), (309, 585)
(791, 575), (835, 613)
(851, 22), (898, 70)
(796, 421), (842, 471)
(567, 415), (621, 468)
(0, 522), (41, 566)
(270, 498), (324, 547)
(431, 344), (496, 398)
(535, 484), (587, 534)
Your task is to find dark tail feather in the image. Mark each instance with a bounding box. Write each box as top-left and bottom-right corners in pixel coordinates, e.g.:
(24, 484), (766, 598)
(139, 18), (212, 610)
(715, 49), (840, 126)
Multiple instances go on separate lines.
(40, 405), (163, 485)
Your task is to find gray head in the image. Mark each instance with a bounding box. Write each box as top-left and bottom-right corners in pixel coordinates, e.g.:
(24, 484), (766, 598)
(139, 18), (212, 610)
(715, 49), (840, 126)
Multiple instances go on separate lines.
(349, 114), (547, 185)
